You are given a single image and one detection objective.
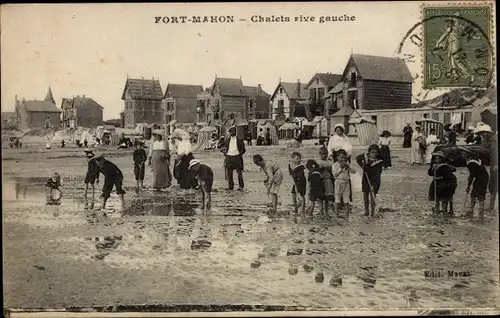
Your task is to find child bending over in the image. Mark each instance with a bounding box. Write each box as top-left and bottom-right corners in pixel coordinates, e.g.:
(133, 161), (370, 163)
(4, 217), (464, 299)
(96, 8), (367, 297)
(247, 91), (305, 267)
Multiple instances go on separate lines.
(253, 154), (283, 214)
(188, 159), (214, 210)
(465, 154), (489, 219)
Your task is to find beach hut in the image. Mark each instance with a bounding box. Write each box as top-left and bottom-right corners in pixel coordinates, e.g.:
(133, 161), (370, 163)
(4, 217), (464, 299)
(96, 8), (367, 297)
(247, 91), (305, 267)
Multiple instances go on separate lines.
(330, 106), (360, 136)
(312, 116), (328, 138)
(349, 117), (378, 146)
(192, 126), (217, 151)
(415, 118), (444, 140)
(278, 122), (297, 140)
(235, 118), (249, 139)
(257, 119), (279, 145)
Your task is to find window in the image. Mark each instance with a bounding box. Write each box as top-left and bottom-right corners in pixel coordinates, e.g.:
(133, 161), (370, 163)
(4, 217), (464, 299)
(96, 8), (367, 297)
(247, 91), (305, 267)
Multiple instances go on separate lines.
(348, 91), (358, 109)
(309, 89), (316, 100)
(371, 115), (377, 124)
(318, 88), (325, 100)
(278, 100), (284, 108)
(316, 78), (319, 84)
(279, 87), (284, 94)
(423, 113), (430, 119)
(249, 101), (254, 109)
(443, 112), (451, 124)
(45, 115), (50, 119)
(432, 113), (439, 121)
(464, 111), (472, 125)
(350, 72), (357, 87)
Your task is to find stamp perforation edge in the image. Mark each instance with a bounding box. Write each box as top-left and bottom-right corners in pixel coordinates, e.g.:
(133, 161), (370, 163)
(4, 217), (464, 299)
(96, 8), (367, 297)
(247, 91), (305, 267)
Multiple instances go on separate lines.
(419, 1), (496, 91)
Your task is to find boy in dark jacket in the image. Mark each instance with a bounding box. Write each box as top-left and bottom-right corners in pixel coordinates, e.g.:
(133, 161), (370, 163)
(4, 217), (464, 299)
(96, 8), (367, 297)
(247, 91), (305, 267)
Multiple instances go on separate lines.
(188, 159), (213, 210)
(465, 155), (489, 219)
(84, 150), (100, 208)
(94, 155), (126, 210)
(133, 141), (147, 192)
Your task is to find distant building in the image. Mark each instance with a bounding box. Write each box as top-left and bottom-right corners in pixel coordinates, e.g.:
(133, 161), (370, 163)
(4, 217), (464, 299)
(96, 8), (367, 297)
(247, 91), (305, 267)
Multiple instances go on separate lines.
(163, 84), (203, 124)
(305, 73), (343, 117)
(61, 95), (104, 128)
(210, 77), (247, 121)
(121, 77), (163, 129)
(270, 80), (309, 120)
(340, 54), (412, 111)
(242, 85), (270, 120)
(15, 87), (61, 130)
(197, 87), (214, 123)
(1, 112), (18, 129)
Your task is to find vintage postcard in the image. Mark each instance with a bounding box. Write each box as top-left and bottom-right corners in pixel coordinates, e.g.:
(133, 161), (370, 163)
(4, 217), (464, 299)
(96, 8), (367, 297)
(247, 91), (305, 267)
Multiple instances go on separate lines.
(1, 1), (498, 317)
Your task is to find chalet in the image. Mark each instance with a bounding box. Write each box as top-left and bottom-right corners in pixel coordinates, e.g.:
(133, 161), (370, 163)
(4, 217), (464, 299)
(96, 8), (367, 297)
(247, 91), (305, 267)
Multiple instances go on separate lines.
(340, 54), (412, 112)
(243, 85), (270, 120)
(61, 95), (104, 128)
(197, 87), (214, 123)
(164, 84), (203, 124)
(305, 73), (343, 117)
(210, 77), (247, 121)
(121, 77), (163, 129)
(15, 87), (61, 130)
(270, 80), (309, 121)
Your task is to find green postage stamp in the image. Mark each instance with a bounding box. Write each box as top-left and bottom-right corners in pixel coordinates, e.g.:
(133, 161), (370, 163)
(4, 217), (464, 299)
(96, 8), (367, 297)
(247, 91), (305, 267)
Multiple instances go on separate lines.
(422, 4), (494, 89)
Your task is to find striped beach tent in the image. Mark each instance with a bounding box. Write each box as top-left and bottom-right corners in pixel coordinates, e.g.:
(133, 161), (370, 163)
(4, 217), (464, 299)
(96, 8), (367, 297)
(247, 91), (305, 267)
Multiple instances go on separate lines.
(415, 118), (444, 140)
(348, 117), (378, 146)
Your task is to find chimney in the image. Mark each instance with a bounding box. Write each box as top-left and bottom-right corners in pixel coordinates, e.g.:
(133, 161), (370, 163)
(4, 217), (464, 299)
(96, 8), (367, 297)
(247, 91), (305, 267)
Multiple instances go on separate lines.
(257, 84), (261, 94)
(82, 94), (86, 98)
(297, 79), (301, 96)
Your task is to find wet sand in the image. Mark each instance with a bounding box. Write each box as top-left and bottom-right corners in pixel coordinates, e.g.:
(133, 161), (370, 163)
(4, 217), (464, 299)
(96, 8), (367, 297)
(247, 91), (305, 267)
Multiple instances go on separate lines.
(2, 144), (499, 310)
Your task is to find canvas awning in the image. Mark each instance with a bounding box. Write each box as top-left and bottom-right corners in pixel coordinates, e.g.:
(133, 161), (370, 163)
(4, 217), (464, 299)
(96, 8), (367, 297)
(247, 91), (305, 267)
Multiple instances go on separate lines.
(199, 126), (217, 132)
(275, 120), (286, 127)
(303, 121), (317, 127)
(235, 119), (248, 126)
(348, 116), (376, 124)
(279, 123), (297, 131)
(209, 119), (222, 126)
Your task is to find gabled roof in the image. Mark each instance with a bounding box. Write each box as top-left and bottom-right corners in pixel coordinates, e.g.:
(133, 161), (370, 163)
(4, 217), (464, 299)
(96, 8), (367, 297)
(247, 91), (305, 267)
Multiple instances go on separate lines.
(271, 82), (309, 100)
(328, 82), (344, 95)
(305, 73), (342, 89)
(242, 86), (270, 98)
(347, 54), (413, 83)
(122, 78), (163, 100)
(331, 105), (356, 118)
(61, 96), (104, 110)
(211, 78), (246, 97)
(21, 100), (61, 113)
(164, 84), (204, 98)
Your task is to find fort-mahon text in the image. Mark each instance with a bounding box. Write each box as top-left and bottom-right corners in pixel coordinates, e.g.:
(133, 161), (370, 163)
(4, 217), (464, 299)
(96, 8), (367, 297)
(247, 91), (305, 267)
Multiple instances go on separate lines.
(154, 15), (356, 24)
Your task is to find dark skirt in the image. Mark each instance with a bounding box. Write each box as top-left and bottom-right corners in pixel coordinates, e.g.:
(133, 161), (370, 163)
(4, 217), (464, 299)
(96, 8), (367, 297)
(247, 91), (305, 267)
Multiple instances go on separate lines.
(174, 153), (197, 190)
(380, 145), (392, 168)
(403, 134), (412, 148)
(471, 176), (489, 199)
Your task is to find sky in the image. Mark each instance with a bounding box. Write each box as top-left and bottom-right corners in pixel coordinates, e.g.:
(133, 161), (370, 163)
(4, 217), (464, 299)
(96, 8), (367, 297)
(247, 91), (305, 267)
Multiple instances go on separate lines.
(2, 2), (434, 120)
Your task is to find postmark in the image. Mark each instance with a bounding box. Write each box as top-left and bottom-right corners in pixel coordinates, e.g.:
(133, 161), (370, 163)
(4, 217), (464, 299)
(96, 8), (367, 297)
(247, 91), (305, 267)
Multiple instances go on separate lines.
(422, 4), (494, 89)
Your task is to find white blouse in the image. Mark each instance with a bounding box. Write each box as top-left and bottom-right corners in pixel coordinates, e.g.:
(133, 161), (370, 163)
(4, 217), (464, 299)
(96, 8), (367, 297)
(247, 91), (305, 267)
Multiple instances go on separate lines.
(379, 137), (391, 146)
(149, 140), (168, 157)
(327, 134), (353, 156)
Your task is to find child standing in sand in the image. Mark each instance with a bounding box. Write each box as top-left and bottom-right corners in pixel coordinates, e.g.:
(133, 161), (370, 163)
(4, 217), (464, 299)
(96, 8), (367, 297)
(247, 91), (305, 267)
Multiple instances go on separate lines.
(46, 172), (62, 205)
(317, 146), (334, 216)
(332, 149), (355, 217)
(356, 144), (383, 217)
(428, 151), (457, 215)
(288, 152), (306, 215)
(133, 141), (147, 192)
(305, 159), (325, 217)
(253, 154), (283, 214)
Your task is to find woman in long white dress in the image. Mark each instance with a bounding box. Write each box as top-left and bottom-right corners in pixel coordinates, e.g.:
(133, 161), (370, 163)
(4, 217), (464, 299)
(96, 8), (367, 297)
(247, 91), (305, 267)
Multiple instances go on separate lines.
(425, 128), (440, 164)
(410, 126), (426, 165)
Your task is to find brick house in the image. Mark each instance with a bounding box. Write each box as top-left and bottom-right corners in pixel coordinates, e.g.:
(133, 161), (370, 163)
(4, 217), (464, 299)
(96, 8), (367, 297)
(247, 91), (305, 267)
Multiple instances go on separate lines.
(121, 77), (163, 129)
(270, 80), (309, 121)
(210, 77), (247, 121)
(305, 73), (342, 118)
(61, 95), (104, 128)
(163, 84), (203, 124)
(197, 87), (213, 123)
(340, 54), (413, 112)
(242, 85), (270, 120)
(15, 87), (61, 130)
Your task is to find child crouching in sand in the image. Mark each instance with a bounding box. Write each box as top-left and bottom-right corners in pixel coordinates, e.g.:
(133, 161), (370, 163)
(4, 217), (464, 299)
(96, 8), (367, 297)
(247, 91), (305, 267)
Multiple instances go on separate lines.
(253, 154), (283, 214)
(188, 159), (214, 210)
(46, 172), (63, 205)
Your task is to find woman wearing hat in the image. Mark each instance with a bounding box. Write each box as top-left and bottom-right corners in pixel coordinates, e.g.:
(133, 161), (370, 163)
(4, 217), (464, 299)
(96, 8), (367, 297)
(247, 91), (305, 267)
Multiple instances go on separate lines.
(476, 124), (498, 210)
(465, 125), (480, 145)
(327, 124), (353, 163)
(148, 132), (172, 191)
(410, 126), (426, 165)
(403, 123), (413, 148)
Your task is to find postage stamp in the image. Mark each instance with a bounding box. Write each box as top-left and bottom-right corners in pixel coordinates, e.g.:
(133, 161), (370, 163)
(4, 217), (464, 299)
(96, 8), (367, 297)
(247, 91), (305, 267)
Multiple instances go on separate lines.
(422, 4), (494, 89)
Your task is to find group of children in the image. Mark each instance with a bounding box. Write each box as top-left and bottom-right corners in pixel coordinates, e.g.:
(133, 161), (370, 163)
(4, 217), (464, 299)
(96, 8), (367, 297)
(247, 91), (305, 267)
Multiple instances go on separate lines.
(252, 143), (384, 218)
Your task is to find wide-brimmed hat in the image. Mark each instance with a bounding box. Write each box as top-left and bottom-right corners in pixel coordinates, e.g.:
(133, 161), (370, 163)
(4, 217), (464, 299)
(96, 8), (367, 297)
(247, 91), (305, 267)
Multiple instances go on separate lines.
(94, 154), (105, 161)
(467, 125), (475, 131)
(188, 159), (200, 169)
(431, 151), (446, 159)
(333, 124), (345, 133)
(476, 124), (493, 133)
